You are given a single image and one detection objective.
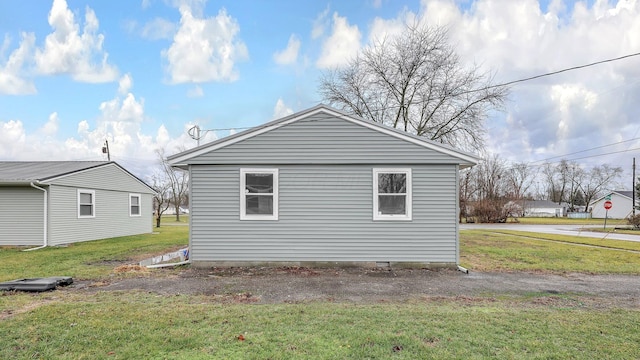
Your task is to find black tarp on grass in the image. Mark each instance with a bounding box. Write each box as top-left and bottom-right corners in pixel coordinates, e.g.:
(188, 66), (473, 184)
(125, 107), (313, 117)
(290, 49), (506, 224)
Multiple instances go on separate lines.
(0, 277), (73, 292)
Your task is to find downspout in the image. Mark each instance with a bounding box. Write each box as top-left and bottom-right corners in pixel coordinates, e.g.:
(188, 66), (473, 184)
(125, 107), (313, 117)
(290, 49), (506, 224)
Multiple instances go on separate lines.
(23, 182), (48, 251)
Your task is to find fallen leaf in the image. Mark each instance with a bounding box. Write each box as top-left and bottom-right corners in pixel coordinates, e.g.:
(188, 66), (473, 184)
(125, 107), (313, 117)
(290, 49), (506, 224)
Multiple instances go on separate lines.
(237, 334), (245, 341)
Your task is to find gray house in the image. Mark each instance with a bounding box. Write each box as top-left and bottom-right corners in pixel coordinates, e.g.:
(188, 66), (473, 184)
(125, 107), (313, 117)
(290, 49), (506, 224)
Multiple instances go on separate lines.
(0, 161), (154, 247)
(168, 105), (478, 268)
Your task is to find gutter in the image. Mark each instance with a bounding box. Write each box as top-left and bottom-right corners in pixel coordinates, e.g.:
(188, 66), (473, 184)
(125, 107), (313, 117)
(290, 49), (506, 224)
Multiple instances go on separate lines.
(457, 265), (469, 274)
(23, 182), (48, 251)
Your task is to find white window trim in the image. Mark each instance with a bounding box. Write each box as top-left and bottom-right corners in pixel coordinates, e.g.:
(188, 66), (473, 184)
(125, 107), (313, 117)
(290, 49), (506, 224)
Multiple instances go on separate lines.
(77, 189), (96, 219)
(240, 168), (279, 221)
(129, 193), (142, 217)
(373, 168), (412, 221)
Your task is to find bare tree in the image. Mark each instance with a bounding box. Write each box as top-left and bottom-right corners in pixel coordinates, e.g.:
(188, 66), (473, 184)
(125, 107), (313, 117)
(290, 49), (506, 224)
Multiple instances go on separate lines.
(157, 148), (189, 222)
(542, 160), (576, 204)
(504, 162), (536, 216)
(475, 154), (507, 201)
(541, 162), (558, 202)
(471, 154), (513, 222)
(319, 24), (508, 152)
(150, 169), (171, 228)
(580, 164), (623, 211)
(459, 167), (478, 223)
(566, 163), (585, 211)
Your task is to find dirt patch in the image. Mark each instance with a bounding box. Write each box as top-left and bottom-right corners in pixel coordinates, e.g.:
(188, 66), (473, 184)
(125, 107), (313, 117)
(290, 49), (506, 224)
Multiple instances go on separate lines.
(66, 266), (640, 308)
(113, 265), (149, 273)
(0, 295), (61, 320)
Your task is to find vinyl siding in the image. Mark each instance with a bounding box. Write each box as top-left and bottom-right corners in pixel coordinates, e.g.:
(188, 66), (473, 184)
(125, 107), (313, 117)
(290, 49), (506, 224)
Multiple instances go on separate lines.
(190, 164), (458, 263)
(47, 163), (153, 194)
(591, 193), (633, 219)
(188, 113), (465, 165)
(0, 186), (43, 246)
(48, 185), (152, 245)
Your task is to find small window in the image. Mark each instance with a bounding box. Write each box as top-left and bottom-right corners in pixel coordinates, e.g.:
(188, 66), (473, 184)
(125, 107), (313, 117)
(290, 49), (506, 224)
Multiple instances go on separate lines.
(78, 189), (95, 218)
(130, 194), (141, 217)
(240, 168), (278, 220)
(373, 168), (412, 221)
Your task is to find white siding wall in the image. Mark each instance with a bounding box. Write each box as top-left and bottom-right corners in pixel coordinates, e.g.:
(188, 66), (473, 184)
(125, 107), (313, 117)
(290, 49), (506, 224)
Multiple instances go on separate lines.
(190, 164), (458, 264)
(42, 163), (154, 245)
(0, 186), (44, 246)
(48, 185), (152, 245)
(591, 194), (634, 219)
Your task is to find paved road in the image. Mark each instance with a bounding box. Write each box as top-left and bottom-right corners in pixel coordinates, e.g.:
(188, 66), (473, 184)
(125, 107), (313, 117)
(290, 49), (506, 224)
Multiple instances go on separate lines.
(460, 223), (640, 242)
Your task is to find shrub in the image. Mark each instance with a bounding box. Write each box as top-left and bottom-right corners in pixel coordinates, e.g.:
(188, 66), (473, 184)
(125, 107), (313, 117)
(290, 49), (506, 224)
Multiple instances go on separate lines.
(627, 214), (640, 229)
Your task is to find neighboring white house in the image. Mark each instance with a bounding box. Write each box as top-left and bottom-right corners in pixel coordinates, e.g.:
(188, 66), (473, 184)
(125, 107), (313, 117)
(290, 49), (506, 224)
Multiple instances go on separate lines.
(523, 200), (566, 217)
(590, 191), (635, 219)
(0, 161), (155, 247)
(168, 105), (479, 268)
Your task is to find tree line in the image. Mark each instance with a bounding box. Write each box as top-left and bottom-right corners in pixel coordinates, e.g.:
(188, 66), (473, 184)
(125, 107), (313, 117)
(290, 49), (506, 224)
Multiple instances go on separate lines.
(460, 155), (624, 223)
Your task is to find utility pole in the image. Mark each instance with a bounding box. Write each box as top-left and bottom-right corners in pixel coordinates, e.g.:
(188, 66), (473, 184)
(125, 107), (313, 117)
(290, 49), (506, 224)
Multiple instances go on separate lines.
(633, 157), (636, 216)
(102, 140), (111, 161)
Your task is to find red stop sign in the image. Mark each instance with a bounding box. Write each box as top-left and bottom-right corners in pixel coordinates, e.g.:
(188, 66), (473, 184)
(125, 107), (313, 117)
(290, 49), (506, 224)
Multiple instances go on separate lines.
(604, 200), (612, 210)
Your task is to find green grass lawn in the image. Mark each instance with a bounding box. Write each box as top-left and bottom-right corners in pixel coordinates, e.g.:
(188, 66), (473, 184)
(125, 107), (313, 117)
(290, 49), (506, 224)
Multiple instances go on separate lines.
(0, 225), (188, 282)
(1, 225), (640, 359)
(1, 292), (639, 359)
(460, 230), (640, 273)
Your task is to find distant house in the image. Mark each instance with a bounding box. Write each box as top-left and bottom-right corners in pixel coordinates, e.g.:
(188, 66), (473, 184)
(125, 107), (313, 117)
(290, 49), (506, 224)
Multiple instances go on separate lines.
(590, 191), (635, 219)
(524, 200), (566, 217)
(168, 105), (478, 268)
(0, 161), (154, 247)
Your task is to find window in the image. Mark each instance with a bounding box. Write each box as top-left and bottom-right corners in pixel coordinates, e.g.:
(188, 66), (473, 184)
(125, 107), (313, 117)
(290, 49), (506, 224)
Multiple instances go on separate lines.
(373, 168), (412, 221)
(78, 189), (95, 218)
(130, 194), (141, 216)
(240, 168), (278, 220)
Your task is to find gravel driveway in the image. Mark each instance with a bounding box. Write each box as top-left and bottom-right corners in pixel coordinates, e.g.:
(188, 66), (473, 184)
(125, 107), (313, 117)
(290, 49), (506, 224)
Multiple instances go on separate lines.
(77, 267), (640, 307)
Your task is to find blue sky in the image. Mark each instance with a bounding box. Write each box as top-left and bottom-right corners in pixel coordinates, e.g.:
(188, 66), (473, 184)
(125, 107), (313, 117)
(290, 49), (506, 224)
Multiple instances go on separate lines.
(1, 0), (639, 183)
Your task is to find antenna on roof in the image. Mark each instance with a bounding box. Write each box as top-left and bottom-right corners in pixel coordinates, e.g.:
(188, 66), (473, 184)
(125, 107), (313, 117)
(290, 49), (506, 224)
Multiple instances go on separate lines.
(102, 140), (111, 161)
(188, 125), (216, 147)
(188, 125), (201, 146)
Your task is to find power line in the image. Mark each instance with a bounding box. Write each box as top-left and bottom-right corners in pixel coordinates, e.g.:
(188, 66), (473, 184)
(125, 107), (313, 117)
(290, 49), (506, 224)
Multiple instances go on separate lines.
(560, 146), (640, 163)
(486, 52), (640, 89)
(529, 137), (640, 164)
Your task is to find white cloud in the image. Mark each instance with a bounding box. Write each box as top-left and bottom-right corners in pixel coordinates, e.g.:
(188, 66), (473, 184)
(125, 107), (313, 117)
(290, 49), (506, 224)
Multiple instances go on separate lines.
(99, 93), (145, 123)
(311, 7), (331, 39)
(118, 73), (133, 95)
(0, 120), (27, 157)
(187, 85), (204, 97)
(163, 5), (248, 83)
(273, 98), (293, 119)
(141, 18), (176, 40)
(273, 34), (301, 65)
(0, 33), (37, 95)
(34, 0), (118, 83)
(316, 12), (361, 69)
(41, 112), (59, 136)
